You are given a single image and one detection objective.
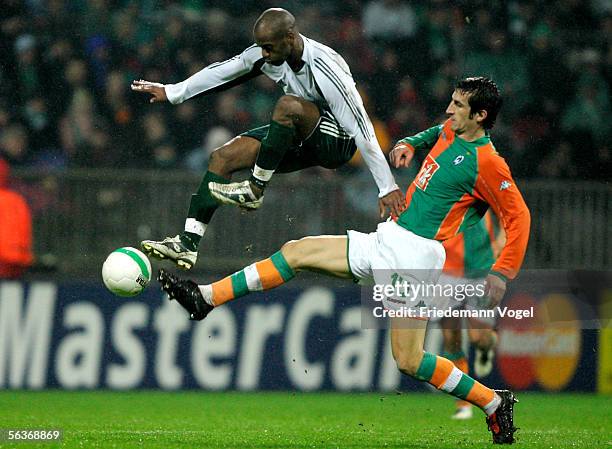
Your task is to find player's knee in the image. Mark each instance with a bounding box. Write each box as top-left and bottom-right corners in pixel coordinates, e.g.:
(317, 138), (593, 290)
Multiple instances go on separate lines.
(395, 349), (423, 377)
(273, 95), (302, 122)
(208, 147), (230, 171)
(209, 142), (253, 174)
(280, 239), (302, 270)
(281, 237), (317, 271)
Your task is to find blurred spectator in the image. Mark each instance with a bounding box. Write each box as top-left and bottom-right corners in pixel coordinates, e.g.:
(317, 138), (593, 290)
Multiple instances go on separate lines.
(362, 0), (418, 42)
(172, 102), (204, 155)
(22, 96), (57, 151)
(14, 34), (42, 102)
(0, 158), (33, 279)
(561, 48), (611, 178)
(140, 111), (178, 168)
(184, 126), (233, 173)
(526, 22), (570, 119)
(59, 89), (109, 167)
(464, 29), (529, 115)
(1, 124), (31, 167)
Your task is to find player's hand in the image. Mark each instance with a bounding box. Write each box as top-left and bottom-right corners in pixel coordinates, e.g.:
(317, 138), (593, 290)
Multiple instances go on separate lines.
(131, 79), (168, 103)
(484, 274), (507, 308)
(378, 189), (405, 219)
(389, 143), (415, 168)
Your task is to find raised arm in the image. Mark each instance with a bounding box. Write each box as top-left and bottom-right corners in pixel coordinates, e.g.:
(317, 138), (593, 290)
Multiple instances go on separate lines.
(132, 44), (265, 105)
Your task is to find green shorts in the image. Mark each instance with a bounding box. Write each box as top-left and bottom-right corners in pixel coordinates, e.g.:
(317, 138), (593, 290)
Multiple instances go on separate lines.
(241, 110), (357, 173)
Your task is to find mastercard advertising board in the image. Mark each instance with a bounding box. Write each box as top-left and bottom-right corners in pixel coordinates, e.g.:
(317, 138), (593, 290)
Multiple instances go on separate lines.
(484, 271), (604, 392)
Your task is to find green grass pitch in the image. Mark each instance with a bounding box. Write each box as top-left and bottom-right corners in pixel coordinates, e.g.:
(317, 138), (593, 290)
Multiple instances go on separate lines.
(0, 391), (609, 448)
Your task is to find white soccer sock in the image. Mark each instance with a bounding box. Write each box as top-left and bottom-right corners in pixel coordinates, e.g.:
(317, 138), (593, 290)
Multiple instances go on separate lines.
(252, 164), (274, 183)
(484, 393), (502, 416)
(185, 218), (207, 237)
(198, 284), (214, 306)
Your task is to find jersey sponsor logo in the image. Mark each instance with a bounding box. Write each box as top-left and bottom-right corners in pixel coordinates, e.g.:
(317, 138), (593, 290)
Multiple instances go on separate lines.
(500, 180), (512, 191)
(453, 155), (464, 166)
(414, 155), (440, 191)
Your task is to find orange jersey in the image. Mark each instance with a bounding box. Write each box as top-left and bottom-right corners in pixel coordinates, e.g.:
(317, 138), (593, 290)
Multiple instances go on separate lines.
(396, 120), (530, 280)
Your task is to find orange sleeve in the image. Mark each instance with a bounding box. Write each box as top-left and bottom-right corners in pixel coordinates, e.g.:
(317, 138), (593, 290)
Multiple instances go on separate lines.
(473, 149), (530, 280)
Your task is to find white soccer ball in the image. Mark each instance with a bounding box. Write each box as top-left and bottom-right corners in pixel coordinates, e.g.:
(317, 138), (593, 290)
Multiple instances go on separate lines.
(102, 247), (152, 297)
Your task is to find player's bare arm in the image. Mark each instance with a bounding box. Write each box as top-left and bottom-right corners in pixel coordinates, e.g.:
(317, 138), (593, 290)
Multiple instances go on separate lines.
(131, 80), (168, 103)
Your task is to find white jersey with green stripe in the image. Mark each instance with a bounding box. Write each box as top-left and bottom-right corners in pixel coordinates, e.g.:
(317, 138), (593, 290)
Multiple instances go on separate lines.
(163, 34), (398, 197)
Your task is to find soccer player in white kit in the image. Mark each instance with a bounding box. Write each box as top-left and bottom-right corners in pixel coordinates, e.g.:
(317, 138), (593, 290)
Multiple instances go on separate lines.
(132, 8), (404, 269)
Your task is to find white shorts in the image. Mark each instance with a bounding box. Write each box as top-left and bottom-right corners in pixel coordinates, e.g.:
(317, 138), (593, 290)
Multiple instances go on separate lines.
(347, 221), (446, 313)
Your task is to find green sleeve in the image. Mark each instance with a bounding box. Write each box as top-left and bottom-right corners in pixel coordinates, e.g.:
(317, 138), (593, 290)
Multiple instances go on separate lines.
(397, 124), (443, 152)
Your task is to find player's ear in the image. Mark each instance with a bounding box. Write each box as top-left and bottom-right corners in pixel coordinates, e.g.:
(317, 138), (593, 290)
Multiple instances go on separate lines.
(475, 109), (488, 126)
(286, 28), (296, 43)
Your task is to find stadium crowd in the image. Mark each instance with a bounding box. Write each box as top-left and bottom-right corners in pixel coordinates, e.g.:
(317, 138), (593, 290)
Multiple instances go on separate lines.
(0, 0), (610, 180)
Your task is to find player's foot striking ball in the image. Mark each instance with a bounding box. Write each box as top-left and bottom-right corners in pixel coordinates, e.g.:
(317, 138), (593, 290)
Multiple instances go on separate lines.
(158, 269), (212, 320)
(486, 390), (518, 444)
(141, 235), (198, 270)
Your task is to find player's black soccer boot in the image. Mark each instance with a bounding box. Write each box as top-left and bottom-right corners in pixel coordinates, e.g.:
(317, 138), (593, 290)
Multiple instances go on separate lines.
(158, 269), (213, 321)
(486, 390), (518, 444)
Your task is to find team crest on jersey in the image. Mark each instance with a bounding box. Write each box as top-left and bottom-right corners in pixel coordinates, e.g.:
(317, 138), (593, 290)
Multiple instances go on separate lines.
(453, 155), (464, 165)
(415, 155), (440, 191)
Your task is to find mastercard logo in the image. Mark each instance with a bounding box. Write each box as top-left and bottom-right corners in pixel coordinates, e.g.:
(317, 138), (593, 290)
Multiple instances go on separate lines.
(497, 294), (581, 391)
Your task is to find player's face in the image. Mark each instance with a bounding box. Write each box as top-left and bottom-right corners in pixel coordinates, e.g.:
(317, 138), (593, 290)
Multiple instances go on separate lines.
(255, 31), (293, 66)
(445, 90), (482, 136)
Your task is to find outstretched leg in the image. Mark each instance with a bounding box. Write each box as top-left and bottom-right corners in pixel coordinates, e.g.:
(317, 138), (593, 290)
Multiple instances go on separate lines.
(209, 95), (320, 208)
(158, 235), (349, 316)
(142, 135), (260, 269)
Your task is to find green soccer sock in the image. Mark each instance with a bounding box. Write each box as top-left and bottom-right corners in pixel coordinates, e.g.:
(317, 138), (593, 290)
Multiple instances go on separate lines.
(414, 352), (500, 415)
(180, 171), (229, 251)
(250, 121), (295, 189)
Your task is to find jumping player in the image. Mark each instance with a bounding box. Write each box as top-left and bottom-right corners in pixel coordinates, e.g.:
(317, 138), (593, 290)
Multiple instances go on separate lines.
(157, 77), (530, 444)
(131, 8), (403, 269)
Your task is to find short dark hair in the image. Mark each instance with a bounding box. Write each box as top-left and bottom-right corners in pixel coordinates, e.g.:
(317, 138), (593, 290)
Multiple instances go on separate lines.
(455, 77), (502, 129)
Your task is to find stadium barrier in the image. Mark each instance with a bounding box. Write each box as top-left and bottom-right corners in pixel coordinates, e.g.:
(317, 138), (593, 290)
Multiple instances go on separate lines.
(10, 169), (612, 277)
(0, 271), (603, 392)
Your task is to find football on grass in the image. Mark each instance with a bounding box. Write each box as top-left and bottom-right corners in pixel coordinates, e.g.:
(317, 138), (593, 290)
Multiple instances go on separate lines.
(102, 247), (152, 297)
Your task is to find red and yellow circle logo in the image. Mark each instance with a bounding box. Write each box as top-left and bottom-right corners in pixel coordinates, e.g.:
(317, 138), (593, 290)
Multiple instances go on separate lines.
(497, 294), (581, 391)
